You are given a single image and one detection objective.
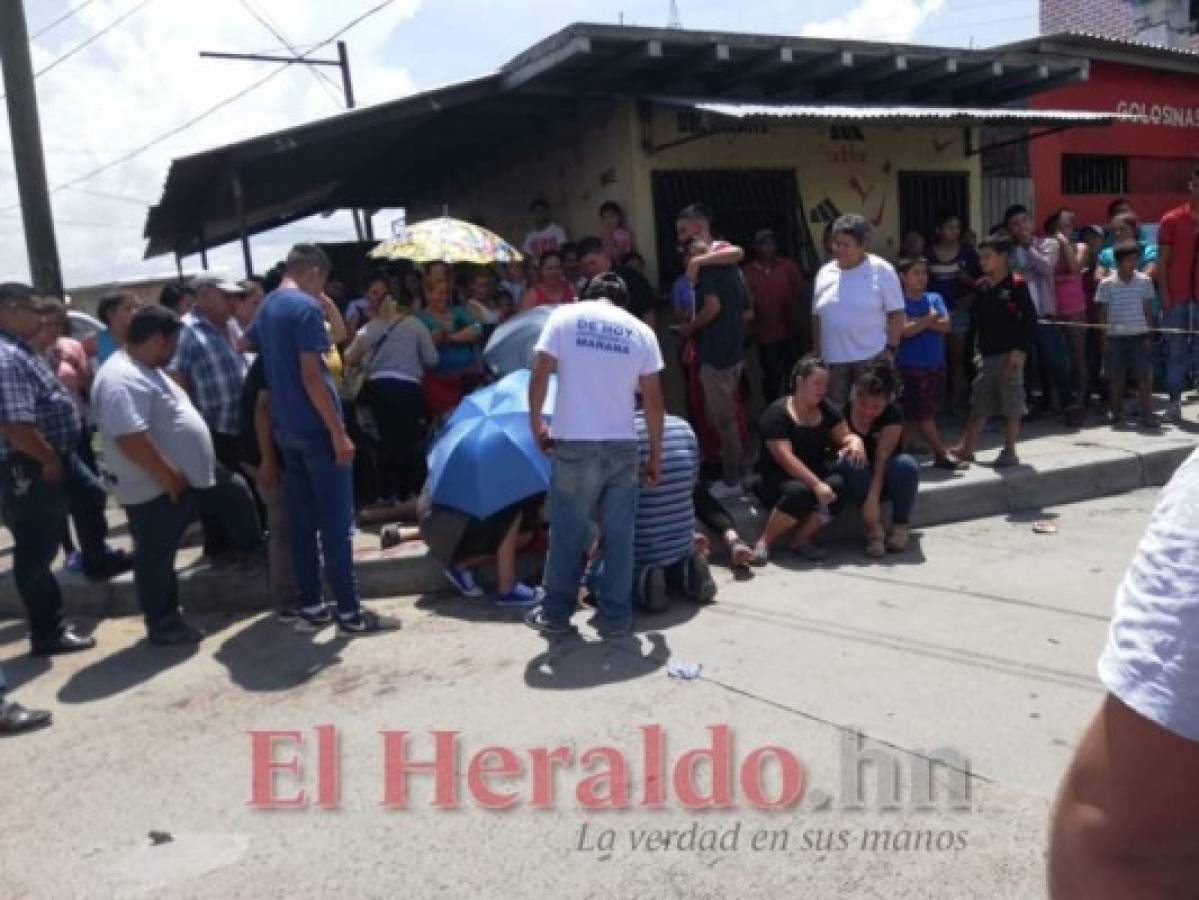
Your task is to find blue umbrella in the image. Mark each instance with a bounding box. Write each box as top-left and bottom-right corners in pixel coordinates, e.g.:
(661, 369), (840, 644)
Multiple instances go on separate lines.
(427, 370), (556, 518)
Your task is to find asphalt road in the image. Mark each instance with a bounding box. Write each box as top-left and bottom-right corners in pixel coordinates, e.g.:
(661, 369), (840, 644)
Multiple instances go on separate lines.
(0, 488), (1157, 899)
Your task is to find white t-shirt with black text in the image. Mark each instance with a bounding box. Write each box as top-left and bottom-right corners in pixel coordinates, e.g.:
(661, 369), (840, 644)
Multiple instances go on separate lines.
(534, 300), (663, 441)
(813, 254), (905, 364)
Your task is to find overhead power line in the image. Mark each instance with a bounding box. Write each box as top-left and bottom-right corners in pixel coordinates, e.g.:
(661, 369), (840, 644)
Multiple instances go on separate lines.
(237, 0), (346, 109)
(30, 0), (99, 39)
(0, 0), (156, 101)
(0, 0), (397, 215)
(34, 0), (156, 80)
(62, 185), (156, 205)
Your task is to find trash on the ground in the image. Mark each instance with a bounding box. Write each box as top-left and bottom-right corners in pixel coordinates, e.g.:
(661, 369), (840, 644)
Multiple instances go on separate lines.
(668, 660), (702, 680)
(1032, 520), (1058, 534)
(148, 831), (173, 846)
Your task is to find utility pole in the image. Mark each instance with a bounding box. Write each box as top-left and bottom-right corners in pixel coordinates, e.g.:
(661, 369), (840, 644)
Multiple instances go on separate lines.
(199, 40), (373, 275)
(0, 0), (64, 296)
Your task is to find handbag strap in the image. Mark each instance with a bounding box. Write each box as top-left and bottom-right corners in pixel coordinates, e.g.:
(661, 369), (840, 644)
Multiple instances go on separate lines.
(362, 317), (403, 372)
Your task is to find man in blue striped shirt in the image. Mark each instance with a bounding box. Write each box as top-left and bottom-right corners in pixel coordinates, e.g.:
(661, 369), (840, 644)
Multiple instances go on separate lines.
(634, 411), (716, 611)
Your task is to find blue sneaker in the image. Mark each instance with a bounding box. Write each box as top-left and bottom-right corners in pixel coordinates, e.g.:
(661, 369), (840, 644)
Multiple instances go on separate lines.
(64, 551), (83, 573)
(495, 583), (542, 608)
(444, 566), (484, 598)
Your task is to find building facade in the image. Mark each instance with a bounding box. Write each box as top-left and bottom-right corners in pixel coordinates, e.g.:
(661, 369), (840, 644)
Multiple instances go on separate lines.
(992, 35), (1199, 228)
(1042, 0), (1199, 50)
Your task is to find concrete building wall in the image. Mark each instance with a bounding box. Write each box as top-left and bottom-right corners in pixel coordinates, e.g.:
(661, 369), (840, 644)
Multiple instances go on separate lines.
(405, 99), (641, 266)
(407, 100), (983, 284)
(632, 105), (983, 262)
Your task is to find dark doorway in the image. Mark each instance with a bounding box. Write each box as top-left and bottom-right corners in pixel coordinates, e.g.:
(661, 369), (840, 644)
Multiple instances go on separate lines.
(651, 169), (818, 289)
(898, 171), (970, 243)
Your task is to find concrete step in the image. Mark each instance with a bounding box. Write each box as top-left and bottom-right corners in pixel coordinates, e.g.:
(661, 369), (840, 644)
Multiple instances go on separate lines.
(1, 430), (1192, 621)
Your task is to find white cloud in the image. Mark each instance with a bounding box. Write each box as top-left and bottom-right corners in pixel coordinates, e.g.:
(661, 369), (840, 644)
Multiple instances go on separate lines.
(801, 0), (947, 42)
(0, 0), (422, 287)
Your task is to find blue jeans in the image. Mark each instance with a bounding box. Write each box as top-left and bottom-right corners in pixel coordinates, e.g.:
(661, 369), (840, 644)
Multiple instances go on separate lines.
(542, 440), (640, 634)
(837, 453), (920, 525)
(1, 452), (109, 644)
(1164, 303), (1199, 402)
(1036, 321), (1074, 409)
(275, 430), (360, 616)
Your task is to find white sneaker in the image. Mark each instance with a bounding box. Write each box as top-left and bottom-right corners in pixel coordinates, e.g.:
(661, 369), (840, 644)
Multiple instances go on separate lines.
(708, 481), (742, 500)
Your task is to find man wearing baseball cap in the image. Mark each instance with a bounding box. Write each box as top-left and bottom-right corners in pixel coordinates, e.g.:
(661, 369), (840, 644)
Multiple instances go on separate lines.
(169, 273), (253, 559)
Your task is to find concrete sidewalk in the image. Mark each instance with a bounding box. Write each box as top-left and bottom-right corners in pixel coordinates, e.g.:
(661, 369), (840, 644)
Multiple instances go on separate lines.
(1, 410), (1195, 620)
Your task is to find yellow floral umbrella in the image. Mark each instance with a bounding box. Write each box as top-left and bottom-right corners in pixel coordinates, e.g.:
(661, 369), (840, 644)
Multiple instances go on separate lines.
(368, 216), (523, 265)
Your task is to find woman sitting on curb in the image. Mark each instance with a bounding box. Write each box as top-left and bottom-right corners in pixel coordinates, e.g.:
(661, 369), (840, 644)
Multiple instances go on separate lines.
(751, 355), (864, 563)
(839, 358), (920, 557)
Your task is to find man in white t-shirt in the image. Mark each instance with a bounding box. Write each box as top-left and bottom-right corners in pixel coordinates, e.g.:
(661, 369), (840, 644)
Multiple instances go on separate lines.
(527, 272), (665, 637)
(811, 214), (905, 406)
(523, 197), (569, 262)
(1049, 449), (1199, 897)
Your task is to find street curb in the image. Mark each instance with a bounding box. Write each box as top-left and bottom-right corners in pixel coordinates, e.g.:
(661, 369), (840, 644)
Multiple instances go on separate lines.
(0, 443), (1192, 619)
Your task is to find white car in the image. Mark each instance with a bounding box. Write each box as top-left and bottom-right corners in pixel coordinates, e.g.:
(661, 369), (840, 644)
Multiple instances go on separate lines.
(67, 309), (103, 343)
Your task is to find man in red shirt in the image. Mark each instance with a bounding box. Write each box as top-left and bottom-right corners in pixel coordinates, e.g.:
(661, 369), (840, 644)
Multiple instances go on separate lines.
(1159, 165), (1199, 423)
(742, 229), (804, 402)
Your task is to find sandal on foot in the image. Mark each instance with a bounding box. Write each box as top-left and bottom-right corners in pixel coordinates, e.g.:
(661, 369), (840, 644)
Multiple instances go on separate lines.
(730, 540), (756, 568)
(885, 524), (911, 553)
(864, 529), (886, 558)
(934, 453), (968, 471)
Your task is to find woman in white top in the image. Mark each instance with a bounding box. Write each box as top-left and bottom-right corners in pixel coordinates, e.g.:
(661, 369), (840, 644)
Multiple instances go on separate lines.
(811, 214), (907, 406)
(345, 295), (439, 511)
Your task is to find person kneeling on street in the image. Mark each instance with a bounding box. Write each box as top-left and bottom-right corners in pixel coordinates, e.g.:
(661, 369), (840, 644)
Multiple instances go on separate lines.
(634, 411), (717, 613)
(91, 306), (264, 646)
(423, 493), (546, 608)
(751, 355), (864, 563)
(839, 358), (920, 557)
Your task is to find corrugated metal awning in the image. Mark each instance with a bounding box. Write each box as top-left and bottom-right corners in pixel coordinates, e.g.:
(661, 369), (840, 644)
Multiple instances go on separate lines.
(678, 101), (1122, 126)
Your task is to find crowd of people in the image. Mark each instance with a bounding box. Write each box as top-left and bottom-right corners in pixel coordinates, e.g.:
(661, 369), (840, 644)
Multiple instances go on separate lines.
(2, 169), (1198, 733)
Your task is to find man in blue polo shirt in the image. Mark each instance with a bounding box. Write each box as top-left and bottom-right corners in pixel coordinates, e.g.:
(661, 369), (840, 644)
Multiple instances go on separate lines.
(247, 244), (385, 635)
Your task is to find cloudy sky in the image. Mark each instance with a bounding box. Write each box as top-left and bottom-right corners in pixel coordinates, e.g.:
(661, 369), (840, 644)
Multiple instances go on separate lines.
(0, 0), (1037, 288)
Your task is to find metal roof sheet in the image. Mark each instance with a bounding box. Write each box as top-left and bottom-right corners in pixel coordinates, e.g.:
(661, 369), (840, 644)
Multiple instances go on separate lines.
(686, 102), (1122, 125)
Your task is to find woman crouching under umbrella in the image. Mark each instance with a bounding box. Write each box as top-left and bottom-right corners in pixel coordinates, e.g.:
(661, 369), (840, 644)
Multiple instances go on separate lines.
(838, 357), (920, 557)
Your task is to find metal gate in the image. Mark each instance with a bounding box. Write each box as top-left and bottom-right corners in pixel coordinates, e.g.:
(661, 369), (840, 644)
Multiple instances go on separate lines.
(898, 170), (971, 242)
(981, 176), (1034, 235)
(650, 169), (818, 287)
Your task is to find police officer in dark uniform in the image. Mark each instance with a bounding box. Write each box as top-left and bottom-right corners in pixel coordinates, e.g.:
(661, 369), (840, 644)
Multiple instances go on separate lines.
(0, 282), (128, 656)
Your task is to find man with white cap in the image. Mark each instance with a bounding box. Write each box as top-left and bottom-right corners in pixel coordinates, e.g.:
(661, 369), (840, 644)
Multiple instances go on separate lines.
(169, 274), (254, 557)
